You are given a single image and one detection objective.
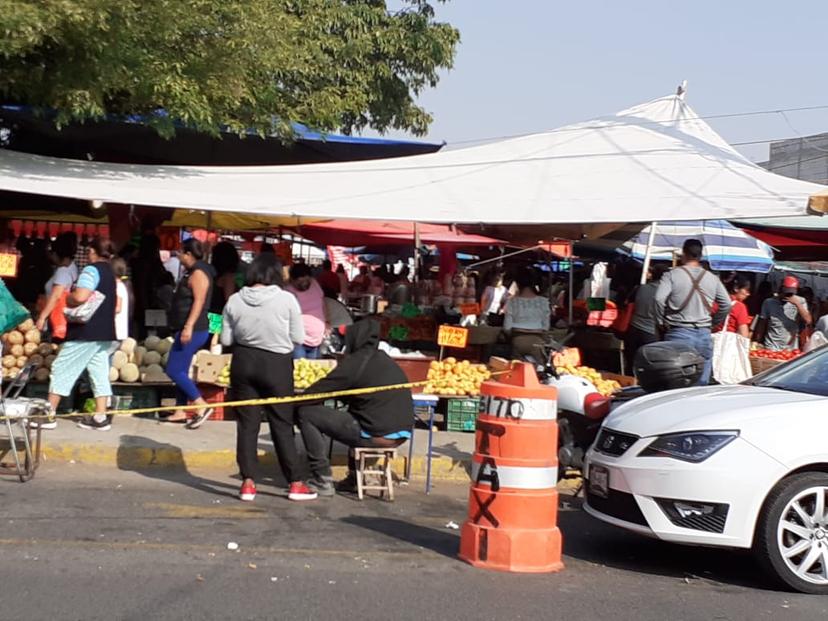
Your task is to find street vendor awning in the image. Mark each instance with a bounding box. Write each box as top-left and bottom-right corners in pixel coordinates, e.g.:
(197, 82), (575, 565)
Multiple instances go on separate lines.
(165, 210), (321, 230)
(578, 220), (776, 273)
(0, 91), (825, 225)
(733, 215), (828, 261)
(293, 220), (503, 247)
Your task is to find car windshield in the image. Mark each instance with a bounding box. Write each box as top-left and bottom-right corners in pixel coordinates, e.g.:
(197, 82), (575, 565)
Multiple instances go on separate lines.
(747, 346), (828, 397)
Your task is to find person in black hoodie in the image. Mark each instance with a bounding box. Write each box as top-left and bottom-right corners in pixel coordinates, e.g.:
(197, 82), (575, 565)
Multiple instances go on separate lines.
(297, 319), (413, 496)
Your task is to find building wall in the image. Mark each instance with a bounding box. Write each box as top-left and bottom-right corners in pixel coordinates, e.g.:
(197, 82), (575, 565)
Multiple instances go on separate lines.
(760, 134), (828, 184)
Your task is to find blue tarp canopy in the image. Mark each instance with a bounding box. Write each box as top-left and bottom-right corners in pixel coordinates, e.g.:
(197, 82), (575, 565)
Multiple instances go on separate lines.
(0, 105), (442, 166)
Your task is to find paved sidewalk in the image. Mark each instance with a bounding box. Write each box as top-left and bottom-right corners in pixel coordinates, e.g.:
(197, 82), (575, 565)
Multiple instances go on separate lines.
(32, 416), (476, 481)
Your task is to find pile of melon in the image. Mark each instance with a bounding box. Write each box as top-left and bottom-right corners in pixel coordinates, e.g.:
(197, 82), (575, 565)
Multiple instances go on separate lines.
(110, 336), (174, 383)
(0, 319), (58, 381)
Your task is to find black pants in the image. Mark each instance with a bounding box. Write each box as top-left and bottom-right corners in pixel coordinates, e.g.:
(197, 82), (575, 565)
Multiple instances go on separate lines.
(231, 346), (301, 483)
(298, 405), (404, 478)
(625, 326), (659, 368)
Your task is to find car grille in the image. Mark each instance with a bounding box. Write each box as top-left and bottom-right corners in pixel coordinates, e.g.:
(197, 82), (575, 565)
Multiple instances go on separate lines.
(586, 488), (648, 526)
(593, 429), (639, 457)
(655, 498), (729, 533)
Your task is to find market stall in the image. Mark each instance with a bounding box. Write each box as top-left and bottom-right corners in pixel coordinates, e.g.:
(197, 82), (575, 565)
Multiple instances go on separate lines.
(4, 89), (828, 433)
(1, 92), (823, 225)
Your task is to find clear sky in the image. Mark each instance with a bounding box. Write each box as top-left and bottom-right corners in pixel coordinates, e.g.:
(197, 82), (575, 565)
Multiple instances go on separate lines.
(386, 0), (828, 162)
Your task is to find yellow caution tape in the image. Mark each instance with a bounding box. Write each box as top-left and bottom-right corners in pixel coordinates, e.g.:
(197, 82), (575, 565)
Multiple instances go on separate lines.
(4, 369), (510, 421)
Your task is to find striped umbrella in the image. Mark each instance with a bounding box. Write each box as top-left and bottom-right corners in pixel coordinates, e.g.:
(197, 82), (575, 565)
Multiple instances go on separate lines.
(587, 220), (775, 273)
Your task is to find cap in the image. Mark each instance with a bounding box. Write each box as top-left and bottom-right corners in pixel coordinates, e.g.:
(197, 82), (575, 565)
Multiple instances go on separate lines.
(781, 275), (799, 294)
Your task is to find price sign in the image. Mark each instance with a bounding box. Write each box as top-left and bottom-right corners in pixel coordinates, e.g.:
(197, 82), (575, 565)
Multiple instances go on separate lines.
(437, 325), (469, 349)
(0, 253), (18, 278)
(459, 303), (480, 317)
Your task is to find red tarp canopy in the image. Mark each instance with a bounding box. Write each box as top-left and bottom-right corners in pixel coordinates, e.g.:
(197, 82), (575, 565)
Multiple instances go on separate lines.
(738, 225), (828, 261)
(294, 220), (503, 247)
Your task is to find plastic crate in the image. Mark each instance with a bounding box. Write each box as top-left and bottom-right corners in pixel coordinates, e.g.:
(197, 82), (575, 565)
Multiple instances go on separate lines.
(110, 384), (159, 413)
(446, 397), (481, 432)
(200, 383), (232, 421)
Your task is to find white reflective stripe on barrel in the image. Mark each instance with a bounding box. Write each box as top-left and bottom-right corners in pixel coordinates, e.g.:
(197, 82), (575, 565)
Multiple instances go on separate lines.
(471, 461), (558, 490)
(480, 395), (557, 421)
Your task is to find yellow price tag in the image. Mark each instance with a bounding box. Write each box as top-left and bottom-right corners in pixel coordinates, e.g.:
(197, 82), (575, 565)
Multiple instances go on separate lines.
(437, 325), (469, 349)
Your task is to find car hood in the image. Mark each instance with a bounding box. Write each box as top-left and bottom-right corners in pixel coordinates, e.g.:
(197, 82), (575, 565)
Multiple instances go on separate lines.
(603, 385), (825, 437)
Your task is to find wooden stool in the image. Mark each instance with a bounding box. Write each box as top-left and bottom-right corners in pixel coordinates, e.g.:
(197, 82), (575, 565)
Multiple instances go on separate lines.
(353, 447), (396, 501)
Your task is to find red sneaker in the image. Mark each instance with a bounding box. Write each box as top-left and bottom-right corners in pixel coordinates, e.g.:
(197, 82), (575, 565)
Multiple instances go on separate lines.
(239, 481), (256, 502)
(288, 481), (318, 502)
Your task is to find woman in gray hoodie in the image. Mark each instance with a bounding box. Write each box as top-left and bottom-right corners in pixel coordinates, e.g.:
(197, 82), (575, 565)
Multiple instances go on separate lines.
(221, 253), (317, 503)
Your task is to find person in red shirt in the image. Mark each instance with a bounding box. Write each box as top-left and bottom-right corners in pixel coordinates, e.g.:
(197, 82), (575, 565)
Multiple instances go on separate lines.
(714, 275), (752, 337)
(316, 260), (341, 299)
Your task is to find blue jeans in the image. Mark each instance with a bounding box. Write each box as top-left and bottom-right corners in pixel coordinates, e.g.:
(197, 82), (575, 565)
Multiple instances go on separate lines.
(665, 326), (713, 386)
(292, 344), (319, 360)
(166, 330), (211, 405)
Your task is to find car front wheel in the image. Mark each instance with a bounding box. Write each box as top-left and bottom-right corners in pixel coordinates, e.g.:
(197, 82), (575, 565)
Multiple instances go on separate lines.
(755, 472), (828, 594)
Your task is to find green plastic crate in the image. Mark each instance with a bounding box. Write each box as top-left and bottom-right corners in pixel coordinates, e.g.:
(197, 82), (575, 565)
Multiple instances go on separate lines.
(446, 397), (481, 432)
(110, 385), (159, 413)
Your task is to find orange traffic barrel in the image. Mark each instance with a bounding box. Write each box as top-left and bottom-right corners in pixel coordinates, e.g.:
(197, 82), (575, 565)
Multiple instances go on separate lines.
(458, 362), (563, 573)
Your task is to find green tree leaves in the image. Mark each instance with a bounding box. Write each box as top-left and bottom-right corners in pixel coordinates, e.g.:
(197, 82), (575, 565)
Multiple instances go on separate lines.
(0, 0), (458, 138)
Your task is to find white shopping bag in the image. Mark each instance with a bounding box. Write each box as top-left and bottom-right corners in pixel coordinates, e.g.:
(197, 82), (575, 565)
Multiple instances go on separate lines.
(712, 328), (752, 385)
(580, 262), (612, 300)
(804, 331), (828, 353)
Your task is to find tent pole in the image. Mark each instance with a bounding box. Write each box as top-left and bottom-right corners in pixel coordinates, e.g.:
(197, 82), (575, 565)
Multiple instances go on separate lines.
(640, 221), (658, 285)
(413, 222), (421, 283)
(568, 242), (574, 327)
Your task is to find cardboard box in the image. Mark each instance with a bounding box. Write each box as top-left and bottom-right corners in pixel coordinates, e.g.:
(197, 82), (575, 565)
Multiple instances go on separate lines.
(193, 352), (232, 385)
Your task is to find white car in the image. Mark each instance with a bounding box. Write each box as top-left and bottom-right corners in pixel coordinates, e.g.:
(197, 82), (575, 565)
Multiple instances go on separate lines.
(584, 345), (828, 594)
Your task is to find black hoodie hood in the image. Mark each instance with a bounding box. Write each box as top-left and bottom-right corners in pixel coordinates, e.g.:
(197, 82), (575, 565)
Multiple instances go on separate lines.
(344, 319), (380, 354)
(302, 317), (412, 436)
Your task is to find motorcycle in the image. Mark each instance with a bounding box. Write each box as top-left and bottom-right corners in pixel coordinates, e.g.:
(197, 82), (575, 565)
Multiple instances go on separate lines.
(526, 338), (705, 478)
(524, 338), (611, 478)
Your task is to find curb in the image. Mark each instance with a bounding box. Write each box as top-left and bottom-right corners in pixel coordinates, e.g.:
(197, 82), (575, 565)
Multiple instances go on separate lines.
(40, 442), (474, 482)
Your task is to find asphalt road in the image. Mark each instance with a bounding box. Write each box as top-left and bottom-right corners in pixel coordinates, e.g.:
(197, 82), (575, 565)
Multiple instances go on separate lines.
(0, 463), (825, 621)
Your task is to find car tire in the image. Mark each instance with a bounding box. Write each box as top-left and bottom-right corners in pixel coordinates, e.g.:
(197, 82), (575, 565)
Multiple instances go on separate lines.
(754, 472), (828, 594)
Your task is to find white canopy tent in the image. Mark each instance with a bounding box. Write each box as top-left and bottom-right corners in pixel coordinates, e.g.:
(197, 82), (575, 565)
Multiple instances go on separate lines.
(0, 92), (825, 226)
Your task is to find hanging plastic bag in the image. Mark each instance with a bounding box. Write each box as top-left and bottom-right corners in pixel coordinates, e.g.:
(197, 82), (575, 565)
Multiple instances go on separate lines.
(0, 278), (30, 336)
(711, 321), (752, 385)
(50, 290), (69, 339)
(587, 262), (612, 299)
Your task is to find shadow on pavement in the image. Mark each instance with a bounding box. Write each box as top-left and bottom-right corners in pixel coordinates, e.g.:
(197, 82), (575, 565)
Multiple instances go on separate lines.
(341, 516), (460, 559)
(116, 434), (238, 500)
(559, 495), (780, 592)
(430, 441), (472, 477)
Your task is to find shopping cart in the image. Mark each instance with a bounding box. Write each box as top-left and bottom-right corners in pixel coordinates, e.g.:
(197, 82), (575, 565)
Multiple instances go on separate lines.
(0, 362), (49, 482)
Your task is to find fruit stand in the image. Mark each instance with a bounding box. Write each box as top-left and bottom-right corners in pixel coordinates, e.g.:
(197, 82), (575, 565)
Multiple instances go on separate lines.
(749, 348), (802, 374)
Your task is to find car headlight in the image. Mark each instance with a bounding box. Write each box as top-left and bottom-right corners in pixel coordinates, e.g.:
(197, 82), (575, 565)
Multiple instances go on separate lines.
(638, 431), (739, 463)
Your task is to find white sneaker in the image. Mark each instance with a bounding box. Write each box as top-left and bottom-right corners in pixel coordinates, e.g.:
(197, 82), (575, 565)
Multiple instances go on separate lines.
(29, 419), (57, 430)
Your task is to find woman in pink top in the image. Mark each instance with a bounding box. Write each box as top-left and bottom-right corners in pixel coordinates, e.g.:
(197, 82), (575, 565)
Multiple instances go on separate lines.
(286, 263), (327, 359)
